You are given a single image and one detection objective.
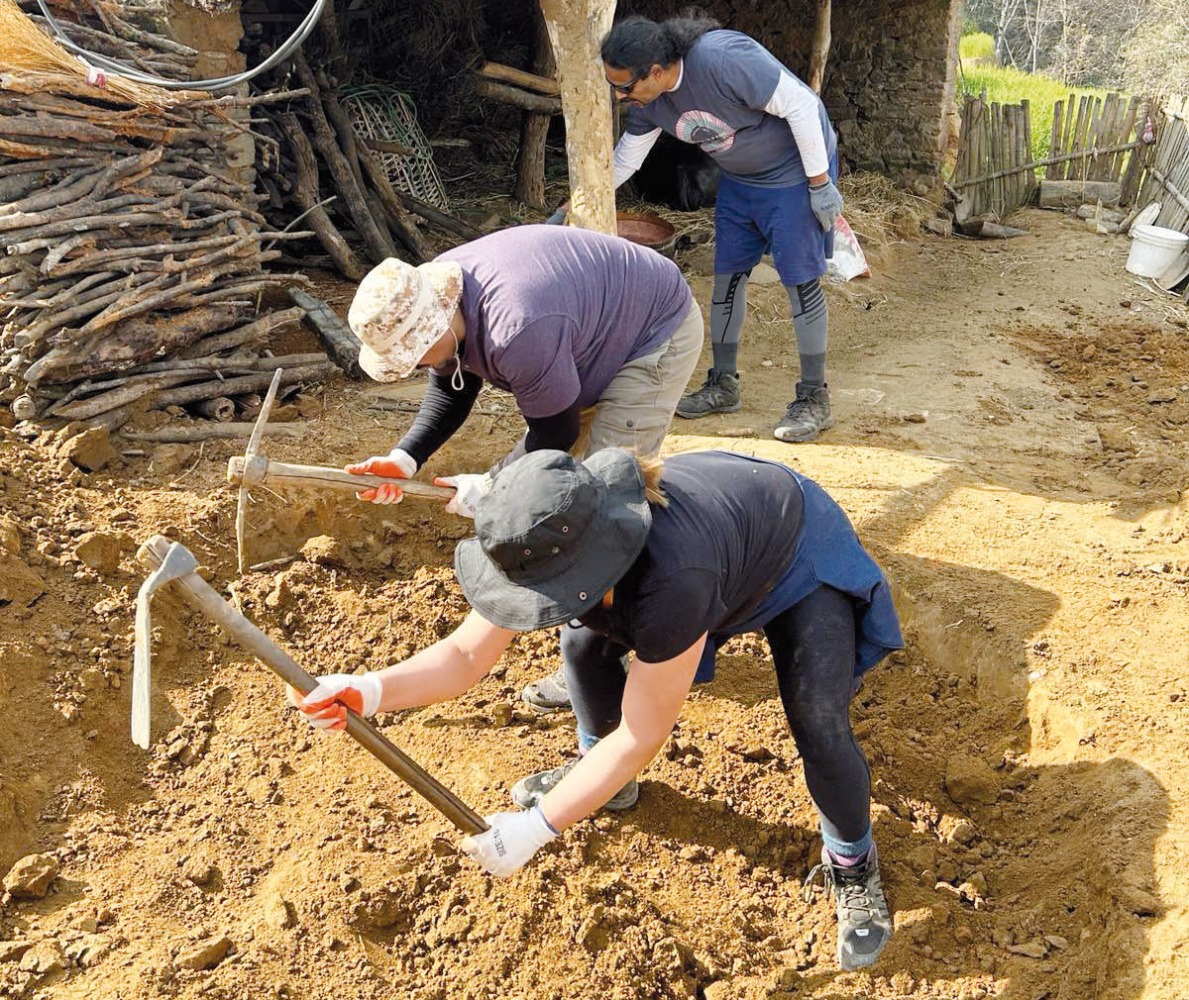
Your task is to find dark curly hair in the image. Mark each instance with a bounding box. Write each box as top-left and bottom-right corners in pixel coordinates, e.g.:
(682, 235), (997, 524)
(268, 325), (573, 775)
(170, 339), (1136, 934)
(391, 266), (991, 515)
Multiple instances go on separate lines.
(600, 10), (720, 74)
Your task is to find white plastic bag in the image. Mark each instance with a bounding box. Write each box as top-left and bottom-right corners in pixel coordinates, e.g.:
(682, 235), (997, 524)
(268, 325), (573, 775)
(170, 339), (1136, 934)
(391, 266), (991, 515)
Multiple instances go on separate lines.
(825, 213), (870, 282)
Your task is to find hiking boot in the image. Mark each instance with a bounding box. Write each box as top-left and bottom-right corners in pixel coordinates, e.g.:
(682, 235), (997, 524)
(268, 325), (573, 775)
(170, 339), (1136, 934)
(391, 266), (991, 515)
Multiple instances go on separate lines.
(803, 844), (892, 971)
(511, 758), (639, 811)
(773, 382), (834, 442)
(676, 369), (741, 418)
(521, 667), (571, 713)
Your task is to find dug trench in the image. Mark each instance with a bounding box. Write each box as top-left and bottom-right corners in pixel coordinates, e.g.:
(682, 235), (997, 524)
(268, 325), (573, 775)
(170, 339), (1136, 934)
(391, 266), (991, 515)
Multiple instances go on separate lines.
(1, 209), (1187, 999)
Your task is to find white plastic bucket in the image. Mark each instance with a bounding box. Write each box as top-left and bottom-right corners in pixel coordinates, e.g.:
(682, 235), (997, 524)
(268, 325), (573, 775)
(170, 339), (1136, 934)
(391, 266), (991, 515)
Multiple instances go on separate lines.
(1126, 224), (1189, 278)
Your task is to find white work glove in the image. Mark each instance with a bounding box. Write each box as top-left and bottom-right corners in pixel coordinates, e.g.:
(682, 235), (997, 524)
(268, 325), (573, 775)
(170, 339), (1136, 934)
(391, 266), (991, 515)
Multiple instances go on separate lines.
(808, 179), (844, 232)
(345, 447), (418, 505)
(433, 472), (492, 519)
(287, 672), (384, 731)
(459, 806), (558, 877)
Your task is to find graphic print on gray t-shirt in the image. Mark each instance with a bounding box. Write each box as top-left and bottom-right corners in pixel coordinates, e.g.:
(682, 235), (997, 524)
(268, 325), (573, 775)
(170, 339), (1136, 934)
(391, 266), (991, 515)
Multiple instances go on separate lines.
(625, 30), (837, 188)
(436, 226), (691, 418)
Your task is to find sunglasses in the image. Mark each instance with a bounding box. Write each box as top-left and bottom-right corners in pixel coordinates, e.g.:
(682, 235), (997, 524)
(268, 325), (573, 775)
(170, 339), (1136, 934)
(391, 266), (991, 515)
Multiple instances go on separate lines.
(609, 71), (647, 95)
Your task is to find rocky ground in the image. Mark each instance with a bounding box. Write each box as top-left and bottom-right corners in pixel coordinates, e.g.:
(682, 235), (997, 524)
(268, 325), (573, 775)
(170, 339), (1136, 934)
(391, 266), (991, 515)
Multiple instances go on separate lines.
(1, 208), (1188, 1000)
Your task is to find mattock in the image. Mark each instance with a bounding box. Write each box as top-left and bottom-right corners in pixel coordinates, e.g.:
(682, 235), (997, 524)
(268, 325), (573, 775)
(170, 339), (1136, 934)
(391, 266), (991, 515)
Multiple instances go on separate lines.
(133, 535), (487, 836)
(228, 369), (455, 573)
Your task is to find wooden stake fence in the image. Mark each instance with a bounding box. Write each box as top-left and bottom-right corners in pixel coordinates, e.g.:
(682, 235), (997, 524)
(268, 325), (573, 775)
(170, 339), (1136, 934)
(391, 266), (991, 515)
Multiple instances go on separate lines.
(953, 93), (1036, 220)
(1136, 96), (1189, 234)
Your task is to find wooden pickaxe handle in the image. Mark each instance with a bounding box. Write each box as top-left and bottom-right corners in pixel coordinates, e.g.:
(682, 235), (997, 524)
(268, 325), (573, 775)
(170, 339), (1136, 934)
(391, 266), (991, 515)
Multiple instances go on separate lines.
(227, 455), (456, 501)
(137, 535), (487, 836)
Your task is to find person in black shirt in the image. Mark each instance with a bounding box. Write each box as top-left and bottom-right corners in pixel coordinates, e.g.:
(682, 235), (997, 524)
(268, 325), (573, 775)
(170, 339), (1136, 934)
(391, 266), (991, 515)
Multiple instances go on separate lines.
(289, 448), (902, 971)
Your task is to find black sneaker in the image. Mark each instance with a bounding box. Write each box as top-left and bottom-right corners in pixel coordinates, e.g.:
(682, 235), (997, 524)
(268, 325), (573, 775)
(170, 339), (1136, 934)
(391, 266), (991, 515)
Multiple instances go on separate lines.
(520, 667), (571, 713)
(803, 844), (892, 970)
(676, 369), (742, 418)
(774, 382), (834, 442)
(511, 758), (639, 811)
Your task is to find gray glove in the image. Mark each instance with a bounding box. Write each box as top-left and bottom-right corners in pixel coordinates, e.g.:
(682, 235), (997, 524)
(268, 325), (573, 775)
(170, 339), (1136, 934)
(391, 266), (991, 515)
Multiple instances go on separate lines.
(544, 206), (569, 225)
(808, 179), (843, 232)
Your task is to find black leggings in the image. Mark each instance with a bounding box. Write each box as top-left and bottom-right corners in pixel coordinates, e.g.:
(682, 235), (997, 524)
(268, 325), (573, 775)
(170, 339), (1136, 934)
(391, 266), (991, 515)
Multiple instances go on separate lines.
(563, 584), (870, 844)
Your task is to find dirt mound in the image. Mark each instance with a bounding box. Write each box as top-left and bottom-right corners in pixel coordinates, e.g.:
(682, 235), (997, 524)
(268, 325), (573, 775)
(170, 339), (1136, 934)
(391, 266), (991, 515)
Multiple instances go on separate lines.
(2, 211), (1187, 1000)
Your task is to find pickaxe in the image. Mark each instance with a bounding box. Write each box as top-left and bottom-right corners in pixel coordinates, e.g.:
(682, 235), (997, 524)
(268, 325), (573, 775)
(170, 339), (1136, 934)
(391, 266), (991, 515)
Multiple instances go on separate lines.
(131, 535), (487, 836)
(226, 370), (454, 573)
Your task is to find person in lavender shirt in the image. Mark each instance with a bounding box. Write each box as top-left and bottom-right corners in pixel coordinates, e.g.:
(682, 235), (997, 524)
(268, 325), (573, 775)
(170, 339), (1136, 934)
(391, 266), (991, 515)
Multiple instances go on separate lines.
(344, 224), (703, 709)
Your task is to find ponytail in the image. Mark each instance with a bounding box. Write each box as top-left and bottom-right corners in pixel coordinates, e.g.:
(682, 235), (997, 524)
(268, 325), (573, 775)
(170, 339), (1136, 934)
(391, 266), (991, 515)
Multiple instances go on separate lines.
(601, 9), (720, 75)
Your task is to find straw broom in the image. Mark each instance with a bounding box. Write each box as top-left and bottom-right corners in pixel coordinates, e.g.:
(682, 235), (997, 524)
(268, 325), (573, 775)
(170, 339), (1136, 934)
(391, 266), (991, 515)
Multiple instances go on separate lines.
(0, 0), (204, 107)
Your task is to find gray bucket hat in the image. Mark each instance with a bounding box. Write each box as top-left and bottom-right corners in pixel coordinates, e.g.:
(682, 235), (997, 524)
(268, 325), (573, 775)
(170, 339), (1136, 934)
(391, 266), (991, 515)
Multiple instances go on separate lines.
(454, 449), (652, 630)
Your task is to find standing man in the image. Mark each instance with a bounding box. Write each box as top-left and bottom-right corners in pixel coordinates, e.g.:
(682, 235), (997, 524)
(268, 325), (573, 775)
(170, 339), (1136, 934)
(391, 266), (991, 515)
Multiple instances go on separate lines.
(346, 224), (703, 711)
(599, 13), (843, 442)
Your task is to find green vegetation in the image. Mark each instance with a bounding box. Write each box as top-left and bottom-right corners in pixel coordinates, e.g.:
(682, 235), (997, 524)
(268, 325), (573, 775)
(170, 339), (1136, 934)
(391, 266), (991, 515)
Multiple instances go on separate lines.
(959, 60), (1113, 164)
(959, 31), (996, 65)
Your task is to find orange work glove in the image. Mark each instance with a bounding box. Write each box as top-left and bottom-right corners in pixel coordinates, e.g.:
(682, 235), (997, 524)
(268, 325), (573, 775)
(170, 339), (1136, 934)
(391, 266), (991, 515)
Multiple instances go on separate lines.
(287, 672), (384, 731)
(345, 447), (418, 505)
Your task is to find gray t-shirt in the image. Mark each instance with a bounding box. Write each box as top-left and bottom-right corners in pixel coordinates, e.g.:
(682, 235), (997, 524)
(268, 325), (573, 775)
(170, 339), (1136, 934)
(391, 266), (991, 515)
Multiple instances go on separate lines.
(626, 30), (836, 188)
(437, 226), (692, 418)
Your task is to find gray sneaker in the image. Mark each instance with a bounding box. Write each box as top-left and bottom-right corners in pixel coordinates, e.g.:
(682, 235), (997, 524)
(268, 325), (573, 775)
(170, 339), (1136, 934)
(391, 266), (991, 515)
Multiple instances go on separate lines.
(521, 667), (571, 713)
(676, 369), (741, 418)
(803, 844), (892, 970)
(511, 758), (639, 811)
(773, 382), (834, 442)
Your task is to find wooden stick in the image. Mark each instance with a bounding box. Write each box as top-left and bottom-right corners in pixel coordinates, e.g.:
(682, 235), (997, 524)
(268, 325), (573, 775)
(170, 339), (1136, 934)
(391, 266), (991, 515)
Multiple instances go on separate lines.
(808, 0), (831, 95)
(478, 61), (560, 96)
(123, 422), (307, 443)
(474, 78), (562, 115)
(292, 52), (396, 263)
(51, 374), (194, 420)
(390, 188), (484, 242)
(154, 364), (335, 408)
(287, 288), (363, 379)
(178, 307), (307, 359)
(195, 396), (236, 422)
(277, 112), (367, 280)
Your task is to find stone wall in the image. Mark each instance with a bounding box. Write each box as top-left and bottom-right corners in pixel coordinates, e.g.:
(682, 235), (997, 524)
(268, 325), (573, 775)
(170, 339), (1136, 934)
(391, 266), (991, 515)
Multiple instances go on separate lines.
(617, 0), (963, 184)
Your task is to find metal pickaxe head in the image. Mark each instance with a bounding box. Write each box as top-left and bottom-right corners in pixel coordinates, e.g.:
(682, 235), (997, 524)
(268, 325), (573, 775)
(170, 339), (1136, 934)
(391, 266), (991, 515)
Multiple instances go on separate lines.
(234, 369), (284, 575)
(132, 541), (199, 749)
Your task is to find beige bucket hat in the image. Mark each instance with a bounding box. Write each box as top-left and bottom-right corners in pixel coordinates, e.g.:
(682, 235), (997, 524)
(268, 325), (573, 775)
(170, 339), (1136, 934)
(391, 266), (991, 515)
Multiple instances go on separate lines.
(347, 257), (464, 382)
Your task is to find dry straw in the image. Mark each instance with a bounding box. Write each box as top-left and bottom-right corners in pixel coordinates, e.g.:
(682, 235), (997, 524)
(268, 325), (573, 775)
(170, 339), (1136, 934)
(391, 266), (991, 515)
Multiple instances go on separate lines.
(0, 0), (201, 107)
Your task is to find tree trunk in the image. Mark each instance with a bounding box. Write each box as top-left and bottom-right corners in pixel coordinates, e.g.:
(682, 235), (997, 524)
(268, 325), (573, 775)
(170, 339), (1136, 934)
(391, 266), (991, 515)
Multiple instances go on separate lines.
(513, 9), (557, 210)
(808, 0), (831, 95)
(539, 0), (618, 234)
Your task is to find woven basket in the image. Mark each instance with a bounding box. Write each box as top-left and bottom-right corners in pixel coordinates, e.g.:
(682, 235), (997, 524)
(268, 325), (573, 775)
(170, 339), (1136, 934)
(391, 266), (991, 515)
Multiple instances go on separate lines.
(342, 83), (449, 210)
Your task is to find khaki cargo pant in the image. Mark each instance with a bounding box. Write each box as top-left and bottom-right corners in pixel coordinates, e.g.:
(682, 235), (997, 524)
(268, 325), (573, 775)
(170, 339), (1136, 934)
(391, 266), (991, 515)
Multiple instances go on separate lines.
(575, 299), (704, 458)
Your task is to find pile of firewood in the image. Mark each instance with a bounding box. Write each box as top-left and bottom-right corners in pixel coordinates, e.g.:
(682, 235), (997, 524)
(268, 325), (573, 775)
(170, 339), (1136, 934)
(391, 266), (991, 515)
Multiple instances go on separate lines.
(0, 0), (332, 429)
(251, 49), (485, 279)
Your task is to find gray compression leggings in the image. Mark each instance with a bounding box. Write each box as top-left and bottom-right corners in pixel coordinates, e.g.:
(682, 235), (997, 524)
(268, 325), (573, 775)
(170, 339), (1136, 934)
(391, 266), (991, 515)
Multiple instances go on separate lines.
(711, 273), (829, 378)
(563, 584), (871, 846)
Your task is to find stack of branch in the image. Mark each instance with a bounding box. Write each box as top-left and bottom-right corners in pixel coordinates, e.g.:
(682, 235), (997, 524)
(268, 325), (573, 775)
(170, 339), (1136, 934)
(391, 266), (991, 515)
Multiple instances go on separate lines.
(252, 49), (483, 279)
(0, 0), (330, 429)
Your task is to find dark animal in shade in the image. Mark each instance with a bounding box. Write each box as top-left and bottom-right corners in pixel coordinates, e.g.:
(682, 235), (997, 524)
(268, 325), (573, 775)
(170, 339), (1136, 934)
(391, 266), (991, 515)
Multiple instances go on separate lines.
(631, 131), (720, 210)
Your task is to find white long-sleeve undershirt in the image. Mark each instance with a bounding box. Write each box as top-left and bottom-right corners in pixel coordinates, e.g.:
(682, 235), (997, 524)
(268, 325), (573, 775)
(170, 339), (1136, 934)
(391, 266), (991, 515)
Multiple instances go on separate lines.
(613, 129), (661, 187)
(764, 71), (830, 178)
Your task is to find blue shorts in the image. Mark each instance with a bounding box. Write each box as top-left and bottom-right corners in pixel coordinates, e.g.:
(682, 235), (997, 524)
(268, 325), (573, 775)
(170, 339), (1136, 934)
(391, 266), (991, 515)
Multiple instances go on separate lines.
(713, 157), (839, 286)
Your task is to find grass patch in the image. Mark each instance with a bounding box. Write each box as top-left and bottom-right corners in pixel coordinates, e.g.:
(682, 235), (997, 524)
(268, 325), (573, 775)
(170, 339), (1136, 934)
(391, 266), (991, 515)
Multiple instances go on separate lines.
(959, 63), (1114, 163)
(959, 32), (995, 64)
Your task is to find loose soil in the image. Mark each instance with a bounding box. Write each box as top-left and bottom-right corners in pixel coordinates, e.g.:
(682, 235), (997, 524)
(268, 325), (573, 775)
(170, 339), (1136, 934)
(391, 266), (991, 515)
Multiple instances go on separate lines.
(2, 209), (1188, 1000)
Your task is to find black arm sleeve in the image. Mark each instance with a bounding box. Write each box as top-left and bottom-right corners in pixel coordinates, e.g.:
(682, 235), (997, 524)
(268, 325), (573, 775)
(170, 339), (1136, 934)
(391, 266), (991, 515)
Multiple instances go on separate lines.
(396, 369), (483, 467)
(491, 401), (583, 474)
